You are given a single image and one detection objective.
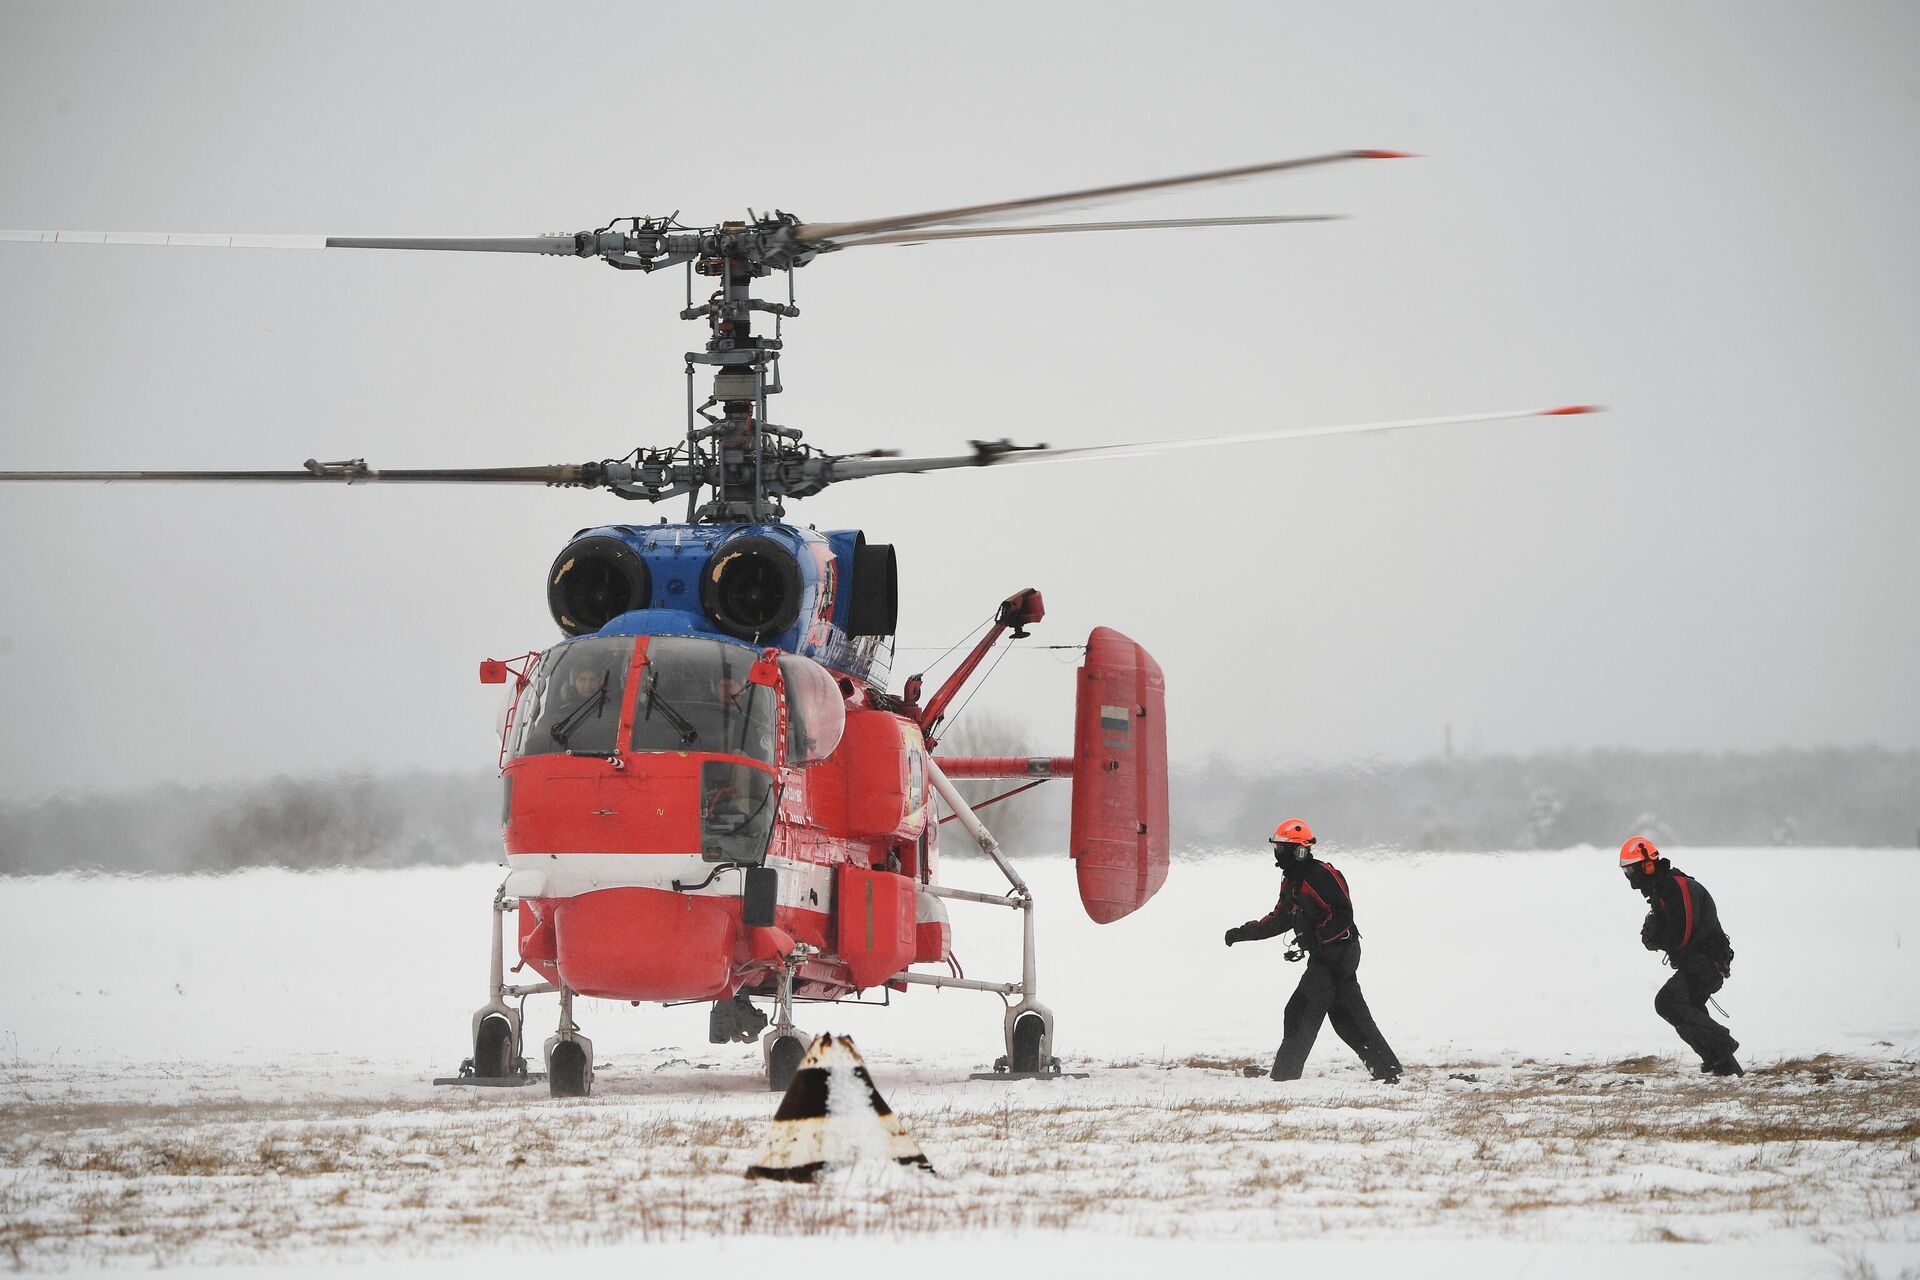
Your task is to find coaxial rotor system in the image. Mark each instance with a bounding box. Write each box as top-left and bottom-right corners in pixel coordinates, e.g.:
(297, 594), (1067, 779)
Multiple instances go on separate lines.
(0, 149), (1599, 520)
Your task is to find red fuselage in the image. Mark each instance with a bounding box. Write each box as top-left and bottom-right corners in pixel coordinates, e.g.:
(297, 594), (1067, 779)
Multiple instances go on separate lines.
(499, 633), (945, 1005)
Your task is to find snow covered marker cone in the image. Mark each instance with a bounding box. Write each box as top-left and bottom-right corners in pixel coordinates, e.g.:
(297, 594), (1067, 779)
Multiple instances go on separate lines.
(745, 1033), (933, 1182)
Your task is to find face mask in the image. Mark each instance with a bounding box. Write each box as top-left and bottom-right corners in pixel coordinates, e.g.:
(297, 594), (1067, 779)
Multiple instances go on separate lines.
(1273, 842), (1310, 867)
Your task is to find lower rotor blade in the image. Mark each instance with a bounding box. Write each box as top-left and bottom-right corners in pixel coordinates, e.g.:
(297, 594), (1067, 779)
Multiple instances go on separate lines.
(1006, 405), (1605, 466)
(836, 214), (1340, 247)
(826, 406), (1603, 481)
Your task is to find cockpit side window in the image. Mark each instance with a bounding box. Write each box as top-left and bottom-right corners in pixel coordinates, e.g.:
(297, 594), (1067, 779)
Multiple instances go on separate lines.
(700, 760), (777, 863)
(509, 637), (632, 758)
(777, 654), (847, 765)
(630, 636), (776, 764)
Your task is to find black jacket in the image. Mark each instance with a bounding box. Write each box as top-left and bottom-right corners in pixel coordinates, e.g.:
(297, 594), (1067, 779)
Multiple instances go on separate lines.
(1637, 860), (1729, 961)
(1239, 859), (1358, 949)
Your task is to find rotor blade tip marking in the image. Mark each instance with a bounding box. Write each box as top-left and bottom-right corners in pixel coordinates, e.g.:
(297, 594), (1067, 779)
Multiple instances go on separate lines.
(1541, 404), (1604, 416)
(1359, 150), (1418, 159)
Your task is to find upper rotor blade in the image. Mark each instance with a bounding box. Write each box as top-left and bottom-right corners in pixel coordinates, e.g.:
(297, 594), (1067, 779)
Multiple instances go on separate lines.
(836, 213), (1341, 247)
(825, 405), (1603, 482)
(792, 150), (1409, 244)
(0, 230), (581, 255)
(1, 230), (327, 250)
(325, 235), (581, 254)
(0, 462), (598, 485)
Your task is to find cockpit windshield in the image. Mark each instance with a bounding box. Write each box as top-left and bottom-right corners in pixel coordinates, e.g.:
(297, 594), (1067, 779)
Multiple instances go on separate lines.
(630, 636), (777, 764)
(510, 636), (632, 758)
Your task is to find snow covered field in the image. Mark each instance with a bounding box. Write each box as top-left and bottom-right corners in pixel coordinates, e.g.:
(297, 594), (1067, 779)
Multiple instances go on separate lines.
(4, 847), (1918, 1275)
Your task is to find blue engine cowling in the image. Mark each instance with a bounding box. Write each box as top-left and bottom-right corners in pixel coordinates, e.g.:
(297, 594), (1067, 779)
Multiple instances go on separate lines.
(545, 523), (897, 685)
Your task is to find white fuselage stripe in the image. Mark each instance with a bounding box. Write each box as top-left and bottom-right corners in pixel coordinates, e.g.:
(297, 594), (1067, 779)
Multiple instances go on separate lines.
(505, 852), (836, 914)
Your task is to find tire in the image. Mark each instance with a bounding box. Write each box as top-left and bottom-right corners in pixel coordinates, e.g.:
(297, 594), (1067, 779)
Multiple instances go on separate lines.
(473, 1015), (514, 1079)
(549, 1040), (591, 1098)
(1010, 1012), (1047, 1075)
(767, 1035), (806, 1093)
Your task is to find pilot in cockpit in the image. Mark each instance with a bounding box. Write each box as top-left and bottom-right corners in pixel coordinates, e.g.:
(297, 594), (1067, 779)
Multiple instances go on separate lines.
(542, 664), (618, 753)
(554, 666), (608, 717)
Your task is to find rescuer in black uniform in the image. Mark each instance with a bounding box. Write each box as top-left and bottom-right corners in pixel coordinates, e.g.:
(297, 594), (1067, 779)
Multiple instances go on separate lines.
(1225, 819), (1402, 1083)
(1621, 836), (1741, 1076)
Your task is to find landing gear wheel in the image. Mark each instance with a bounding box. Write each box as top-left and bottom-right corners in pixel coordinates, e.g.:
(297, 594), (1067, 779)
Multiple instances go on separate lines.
(767, 1034), (806, 1093)
(548, 1040), (591, 1098)
(473, 1014), (515, 1079)
(1010, 1011), (1048, 1075)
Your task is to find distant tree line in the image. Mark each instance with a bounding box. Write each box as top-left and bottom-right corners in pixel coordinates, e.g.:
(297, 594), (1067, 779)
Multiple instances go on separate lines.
(1169, 746), (1920, 853)
(1, 746), (1913, 875)
(0, 772), (502, 875)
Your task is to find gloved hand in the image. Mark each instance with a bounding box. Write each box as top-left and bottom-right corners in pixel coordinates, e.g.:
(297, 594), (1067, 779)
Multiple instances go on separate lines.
(1640, 910), (1662, 951)
(1223, 925), (1250, 946)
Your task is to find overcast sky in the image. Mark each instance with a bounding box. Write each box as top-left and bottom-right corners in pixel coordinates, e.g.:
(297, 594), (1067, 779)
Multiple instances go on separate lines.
(1, 1), (1916, 801)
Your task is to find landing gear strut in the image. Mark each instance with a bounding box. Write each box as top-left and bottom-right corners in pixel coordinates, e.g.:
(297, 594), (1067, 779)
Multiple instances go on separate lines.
(893, 760), (1082, 1081)
(437, 885), (557, 1088)
(760, 956), (811, 1092)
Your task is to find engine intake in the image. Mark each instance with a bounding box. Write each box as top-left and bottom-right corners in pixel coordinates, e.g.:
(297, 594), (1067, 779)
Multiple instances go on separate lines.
(548, 536), (651, 637)
(701, 535), (804, 640)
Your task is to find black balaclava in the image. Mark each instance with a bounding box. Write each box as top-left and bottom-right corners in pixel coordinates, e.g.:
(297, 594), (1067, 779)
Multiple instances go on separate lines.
(1273, 841), (1315, 876)
(1627, 856), (1673, 895)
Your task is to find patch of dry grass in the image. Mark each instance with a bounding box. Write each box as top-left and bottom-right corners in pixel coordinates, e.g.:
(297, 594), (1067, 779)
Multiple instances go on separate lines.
(5, 1054), (1917, 1268)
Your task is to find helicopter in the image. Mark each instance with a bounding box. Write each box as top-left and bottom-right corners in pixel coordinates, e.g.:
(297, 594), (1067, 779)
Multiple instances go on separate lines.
(0, 151), (1596, 1095)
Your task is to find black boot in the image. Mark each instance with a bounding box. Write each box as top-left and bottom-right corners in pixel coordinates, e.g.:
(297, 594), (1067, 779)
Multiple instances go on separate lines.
(1706, 1055), (1744, 1077)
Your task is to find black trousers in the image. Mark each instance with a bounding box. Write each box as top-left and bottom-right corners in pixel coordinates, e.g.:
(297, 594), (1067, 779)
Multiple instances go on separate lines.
(1654, 953), (1737, 1065)
(1271, 940), (1400, 1081)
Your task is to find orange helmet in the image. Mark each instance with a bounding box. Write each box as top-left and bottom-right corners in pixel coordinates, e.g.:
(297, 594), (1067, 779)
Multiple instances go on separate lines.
(1618, 836), (1659, 868)
(1270, 819), (1315, 847)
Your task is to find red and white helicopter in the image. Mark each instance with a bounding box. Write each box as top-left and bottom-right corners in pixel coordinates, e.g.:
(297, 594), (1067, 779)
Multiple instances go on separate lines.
(0, 153), (1593, 1093)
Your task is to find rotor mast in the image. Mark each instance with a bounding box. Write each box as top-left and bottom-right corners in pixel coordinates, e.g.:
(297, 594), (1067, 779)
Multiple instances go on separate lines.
(683, 225), (799, 523)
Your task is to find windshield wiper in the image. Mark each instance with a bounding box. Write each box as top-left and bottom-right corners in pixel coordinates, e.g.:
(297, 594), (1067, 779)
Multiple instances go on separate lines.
(644, 671), (700, 745)
(728, 681), (764, 754)
(548, 676), (610, 748)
